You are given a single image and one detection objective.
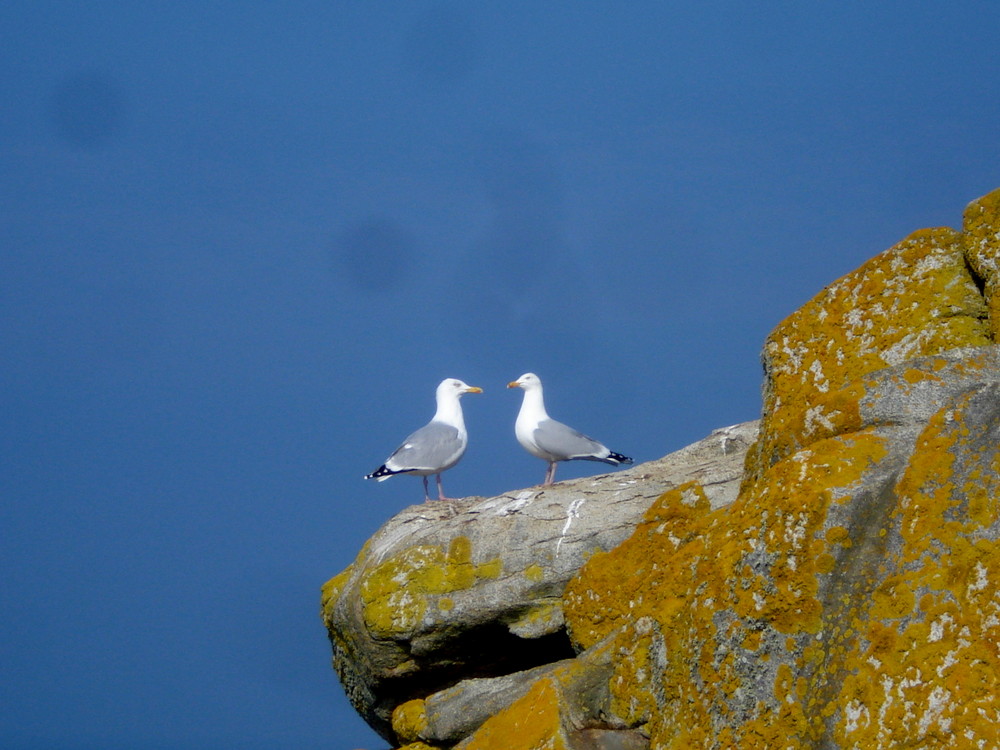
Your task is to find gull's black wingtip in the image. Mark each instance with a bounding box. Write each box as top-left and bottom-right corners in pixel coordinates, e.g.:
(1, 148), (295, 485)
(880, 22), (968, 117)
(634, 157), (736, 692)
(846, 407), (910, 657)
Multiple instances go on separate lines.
(608, 451), (633, 465)
(365, 464), (393, 480)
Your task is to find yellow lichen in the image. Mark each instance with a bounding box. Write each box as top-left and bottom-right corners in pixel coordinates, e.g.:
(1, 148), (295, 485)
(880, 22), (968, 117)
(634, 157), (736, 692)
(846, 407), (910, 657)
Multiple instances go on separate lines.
(743, 225), (990, 488)
(564, 428), (892, 749)
(477, 557), (503, 580)
(358, 538), (503, 638)
(825, 525), (852, 548)
(509, 600), (563, 636)
(320, 565), (354, 624)
(962, 187), (1000, 338)
(460, 676), (567, 750)
(392, 698), (429, 744)
(832, 391), (1000, 748)
(565, 481), (712, 649)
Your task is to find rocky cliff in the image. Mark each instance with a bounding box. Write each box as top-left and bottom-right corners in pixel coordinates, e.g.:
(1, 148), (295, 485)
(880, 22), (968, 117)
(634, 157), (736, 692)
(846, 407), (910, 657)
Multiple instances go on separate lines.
(322, 188), (1000, 749)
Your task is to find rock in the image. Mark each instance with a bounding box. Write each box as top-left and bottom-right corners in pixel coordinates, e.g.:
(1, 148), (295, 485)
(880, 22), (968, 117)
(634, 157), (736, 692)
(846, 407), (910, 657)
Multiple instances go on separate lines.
(743, 220), (991, 487)
(321, 420), (758, 741)
(566, 729), (650, 750)
(963, 188), (1000, 338)
(564, 346), (1000, 747)
(451, 637), (640, 750)
(321, 187), (1000, 750)
(392, 660), (573, 746)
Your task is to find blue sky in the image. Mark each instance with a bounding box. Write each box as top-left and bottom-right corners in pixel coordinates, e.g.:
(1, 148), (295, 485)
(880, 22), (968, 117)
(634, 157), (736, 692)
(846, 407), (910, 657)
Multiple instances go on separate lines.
(2, 3), (999, 748)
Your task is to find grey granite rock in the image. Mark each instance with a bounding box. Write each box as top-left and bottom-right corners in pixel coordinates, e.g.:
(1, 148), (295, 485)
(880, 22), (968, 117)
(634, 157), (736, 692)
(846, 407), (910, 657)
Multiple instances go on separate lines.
(321, 420), (758, 741)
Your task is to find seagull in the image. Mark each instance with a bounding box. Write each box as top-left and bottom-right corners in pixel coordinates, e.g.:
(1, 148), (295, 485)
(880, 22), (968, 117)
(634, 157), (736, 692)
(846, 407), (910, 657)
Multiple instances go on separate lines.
(365, 378), (483, 502)
(507, 372), (632, 486)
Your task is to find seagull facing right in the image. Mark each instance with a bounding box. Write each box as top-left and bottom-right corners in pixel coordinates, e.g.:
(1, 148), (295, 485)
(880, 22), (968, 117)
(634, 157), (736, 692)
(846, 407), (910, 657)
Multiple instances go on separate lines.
(365, 378), (482, 502)
(507, 372), (632, 486)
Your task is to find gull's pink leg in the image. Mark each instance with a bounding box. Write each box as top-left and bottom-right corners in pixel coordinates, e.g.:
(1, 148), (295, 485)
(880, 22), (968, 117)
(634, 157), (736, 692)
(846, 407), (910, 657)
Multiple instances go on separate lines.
(544, 462), (557, 486)
(436, 473), (451, 502)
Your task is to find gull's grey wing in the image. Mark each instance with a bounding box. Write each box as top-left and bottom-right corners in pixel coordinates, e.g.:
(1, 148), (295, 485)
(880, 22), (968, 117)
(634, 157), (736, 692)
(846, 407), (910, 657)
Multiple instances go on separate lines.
(386, 420), (463, 472)
(533, 418), (609, 461)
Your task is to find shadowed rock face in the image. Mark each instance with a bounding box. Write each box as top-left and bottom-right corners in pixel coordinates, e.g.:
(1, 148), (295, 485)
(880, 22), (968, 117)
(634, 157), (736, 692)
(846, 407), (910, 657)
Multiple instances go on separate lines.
(322, 188), (1000, 750)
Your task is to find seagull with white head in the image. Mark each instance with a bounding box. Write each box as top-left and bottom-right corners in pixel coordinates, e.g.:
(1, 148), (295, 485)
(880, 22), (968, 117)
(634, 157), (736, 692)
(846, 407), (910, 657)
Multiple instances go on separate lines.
(365, 378), (483, 502)
(507, 372), (632, 486)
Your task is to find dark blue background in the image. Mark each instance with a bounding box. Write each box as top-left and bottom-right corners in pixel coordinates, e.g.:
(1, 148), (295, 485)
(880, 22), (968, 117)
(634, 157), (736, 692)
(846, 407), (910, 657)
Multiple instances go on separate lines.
(3, 3), (999, 748)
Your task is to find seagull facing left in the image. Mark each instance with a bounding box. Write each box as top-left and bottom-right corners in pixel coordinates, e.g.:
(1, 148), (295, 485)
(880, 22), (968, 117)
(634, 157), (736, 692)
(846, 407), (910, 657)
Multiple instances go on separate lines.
(365, 378), (483, 502)
(508, 372), (632, 486)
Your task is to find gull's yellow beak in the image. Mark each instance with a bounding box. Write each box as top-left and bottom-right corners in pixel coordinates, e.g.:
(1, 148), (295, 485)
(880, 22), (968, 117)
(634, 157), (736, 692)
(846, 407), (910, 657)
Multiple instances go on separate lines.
(466, 386), (483, 394)
(507, 381), (521, 389)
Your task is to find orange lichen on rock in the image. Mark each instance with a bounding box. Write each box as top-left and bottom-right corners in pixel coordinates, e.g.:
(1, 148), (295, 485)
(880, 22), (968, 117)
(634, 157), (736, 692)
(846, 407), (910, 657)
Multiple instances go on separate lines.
(565, 429), (891, 748)
(744, 225), (990, 486)
(392, 698), (430, 745)
(564, 482), (711, 649)
(563, 351), (1000, 748)
(565, 370), (1000, 747)
(458, 676), (567, 750)
(831, 390), (1000, 749)
(962, 187), (1000, 338)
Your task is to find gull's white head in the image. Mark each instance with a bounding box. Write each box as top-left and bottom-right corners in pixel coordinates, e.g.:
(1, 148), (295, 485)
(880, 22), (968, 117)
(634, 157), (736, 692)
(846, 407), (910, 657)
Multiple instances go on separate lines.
(507, 372), (542, 391)
(437, 378), (483, 399)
